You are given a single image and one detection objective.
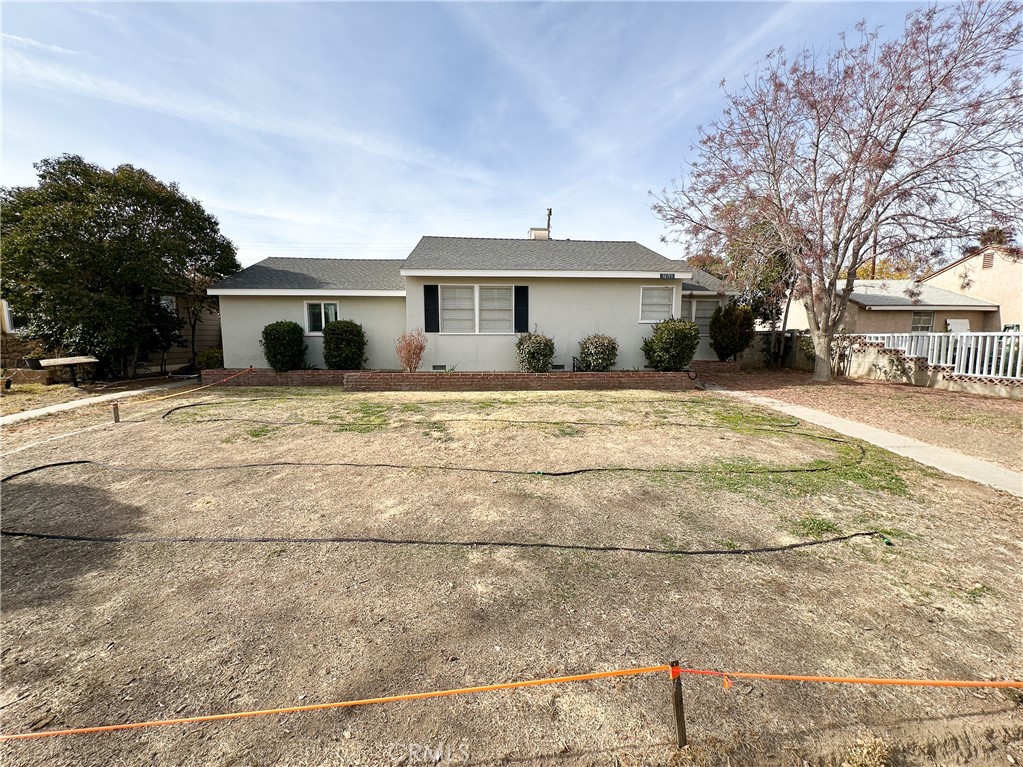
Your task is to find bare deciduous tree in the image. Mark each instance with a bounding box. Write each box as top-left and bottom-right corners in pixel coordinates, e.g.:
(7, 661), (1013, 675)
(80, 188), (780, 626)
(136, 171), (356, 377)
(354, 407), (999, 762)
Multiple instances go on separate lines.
(653, 1), (1022, 380)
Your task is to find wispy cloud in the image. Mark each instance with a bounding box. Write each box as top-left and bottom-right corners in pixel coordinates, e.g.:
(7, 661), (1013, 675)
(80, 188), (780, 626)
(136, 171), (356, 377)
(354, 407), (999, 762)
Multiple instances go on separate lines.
(1, 32), (86, 57)
(2, 48), (495, 187)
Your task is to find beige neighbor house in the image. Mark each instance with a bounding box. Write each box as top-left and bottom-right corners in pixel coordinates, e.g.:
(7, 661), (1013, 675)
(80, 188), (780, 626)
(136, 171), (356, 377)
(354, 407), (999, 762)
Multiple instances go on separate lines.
(920, 246), (1021, 330)
(209, 230), (732, 371)
(785, 280), (1000, 335)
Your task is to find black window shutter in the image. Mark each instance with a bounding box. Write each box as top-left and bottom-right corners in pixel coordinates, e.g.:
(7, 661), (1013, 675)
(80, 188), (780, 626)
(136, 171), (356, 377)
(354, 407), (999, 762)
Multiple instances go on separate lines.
(424, 285), (440, 332)
(514, 286), (529, 333)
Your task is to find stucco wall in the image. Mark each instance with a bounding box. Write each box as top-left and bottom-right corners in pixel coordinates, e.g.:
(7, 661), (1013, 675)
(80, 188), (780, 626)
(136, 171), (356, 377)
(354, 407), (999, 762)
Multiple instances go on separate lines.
(786, 300), (995, 334)
(219, 295), (406, 369)
(924, 252), (1021, 329)
(404, 276), (725, 371)
(850, 308), (995, 334)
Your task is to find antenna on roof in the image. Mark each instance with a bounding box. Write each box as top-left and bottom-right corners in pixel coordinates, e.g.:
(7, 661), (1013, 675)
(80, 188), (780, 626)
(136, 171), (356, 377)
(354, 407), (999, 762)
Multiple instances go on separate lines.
(546, 207), (552, 237)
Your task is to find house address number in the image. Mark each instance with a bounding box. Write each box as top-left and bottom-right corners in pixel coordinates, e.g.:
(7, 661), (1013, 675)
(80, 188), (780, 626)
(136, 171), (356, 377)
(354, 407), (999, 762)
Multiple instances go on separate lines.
(659, 273), (675, 280)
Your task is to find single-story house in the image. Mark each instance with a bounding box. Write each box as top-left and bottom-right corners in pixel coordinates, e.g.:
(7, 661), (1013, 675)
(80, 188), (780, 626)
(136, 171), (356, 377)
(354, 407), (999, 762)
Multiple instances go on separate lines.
(921, 246), (1021, 330)
(209, 229), (732, 371)
(785, 280), (1000, 335)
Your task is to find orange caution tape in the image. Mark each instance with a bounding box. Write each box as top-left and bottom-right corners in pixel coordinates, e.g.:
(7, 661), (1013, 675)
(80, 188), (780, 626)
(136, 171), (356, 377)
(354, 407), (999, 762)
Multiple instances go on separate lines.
(127, 367), (254, 408)
(2, 664), (1020, 742)
(0, 665), (670, 741)
(682, 668), (1023, 688)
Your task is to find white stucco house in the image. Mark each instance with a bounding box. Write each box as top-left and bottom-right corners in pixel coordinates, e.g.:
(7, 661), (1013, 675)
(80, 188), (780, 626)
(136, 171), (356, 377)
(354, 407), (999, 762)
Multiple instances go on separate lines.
(209, 229), (731, 371)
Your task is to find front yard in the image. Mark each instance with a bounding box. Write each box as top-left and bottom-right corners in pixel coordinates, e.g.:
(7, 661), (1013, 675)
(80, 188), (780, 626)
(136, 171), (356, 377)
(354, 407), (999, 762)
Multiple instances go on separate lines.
(1, 389), (1019, 766)
(0, 377), (182, 418)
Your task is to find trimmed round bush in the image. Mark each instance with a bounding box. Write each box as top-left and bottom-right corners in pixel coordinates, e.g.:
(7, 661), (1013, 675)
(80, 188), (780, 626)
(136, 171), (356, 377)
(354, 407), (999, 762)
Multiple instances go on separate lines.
(260, 321), (307, 372)
(577, 334), (618, 372)
(323, 319), (367, 370)
(515, 331), (555, 372)
(197, 346), (224, 370)
(709, 304), (756, 361)
(641, 318), (700, 371)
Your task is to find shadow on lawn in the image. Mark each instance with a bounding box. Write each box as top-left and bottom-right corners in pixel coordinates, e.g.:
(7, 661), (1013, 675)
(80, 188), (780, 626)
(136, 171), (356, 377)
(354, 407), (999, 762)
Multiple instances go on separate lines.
(0, 480), (146, 611)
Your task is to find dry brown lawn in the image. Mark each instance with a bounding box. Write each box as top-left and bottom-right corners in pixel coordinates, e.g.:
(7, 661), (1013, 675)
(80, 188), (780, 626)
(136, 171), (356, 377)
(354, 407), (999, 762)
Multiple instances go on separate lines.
(708, 369), (1023, 472)
(1, 389), (1020, 767)
(0, 377), (180, 418)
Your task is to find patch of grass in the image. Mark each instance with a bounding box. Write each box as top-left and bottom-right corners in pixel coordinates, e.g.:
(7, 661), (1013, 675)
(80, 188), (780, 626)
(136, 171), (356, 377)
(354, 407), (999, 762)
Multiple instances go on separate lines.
(422, 421), (451, 441)
(789, 515), (842, 539)
(333, 422), (386, 434)
(245, 424), (278, 439)
(400, 403), (423, 413)
(553, 424), (582, 437)
(717, 539), (740, 551)
(963, 583), (995, 603)
(692, 443), (908, 499)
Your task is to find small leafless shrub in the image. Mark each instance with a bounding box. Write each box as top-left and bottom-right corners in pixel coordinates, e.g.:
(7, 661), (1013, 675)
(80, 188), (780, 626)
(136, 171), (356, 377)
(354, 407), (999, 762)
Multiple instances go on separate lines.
(395, 329), (427, 373)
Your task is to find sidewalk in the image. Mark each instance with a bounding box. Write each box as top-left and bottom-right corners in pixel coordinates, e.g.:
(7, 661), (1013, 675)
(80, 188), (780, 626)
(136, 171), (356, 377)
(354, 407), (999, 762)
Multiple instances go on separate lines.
(0, 380), (194, 427)
(709, 385), (1023, 497)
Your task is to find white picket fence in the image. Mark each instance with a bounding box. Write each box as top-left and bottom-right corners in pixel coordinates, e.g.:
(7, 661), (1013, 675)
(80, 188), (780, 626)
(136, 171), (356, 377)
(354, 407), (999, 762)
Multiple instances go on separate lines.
(862, 332), (1023, 381)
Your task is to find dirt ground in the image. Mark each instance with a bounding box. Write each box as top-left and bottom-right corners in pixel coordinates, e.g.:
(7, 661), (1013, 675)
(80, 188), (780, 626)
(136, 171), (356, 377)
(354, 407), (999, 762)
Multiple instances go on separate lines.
(708, 369), (1023, 472)
(1, 388), (1020, 767)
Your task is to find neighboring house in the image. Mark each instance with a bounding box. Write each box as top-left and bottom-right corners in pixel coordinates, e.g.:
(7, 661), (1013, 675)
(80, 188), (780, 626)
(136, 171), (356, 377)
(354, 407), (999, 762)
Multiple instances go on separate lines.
(209, 229), (731, 371)
(150, 294), (224, 371)
(786, 280), (999, 335)
(921, 246), (1021, 330)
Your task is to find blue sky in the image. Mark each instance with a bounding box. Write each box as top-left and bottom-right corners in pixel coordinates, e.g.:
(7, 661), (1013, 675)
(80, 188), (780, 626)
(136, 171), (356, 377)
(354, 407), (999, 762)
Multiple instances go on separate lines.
(2, 1), (920, 267)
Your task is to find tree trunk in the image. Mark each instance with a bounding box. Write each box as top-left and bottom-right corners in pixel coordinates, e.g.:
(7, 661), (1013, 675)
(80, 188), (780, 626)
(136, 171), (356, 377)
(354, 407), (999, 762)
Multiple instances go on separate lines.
(190, 316), (198, 368)
(810, 329), (832, 382)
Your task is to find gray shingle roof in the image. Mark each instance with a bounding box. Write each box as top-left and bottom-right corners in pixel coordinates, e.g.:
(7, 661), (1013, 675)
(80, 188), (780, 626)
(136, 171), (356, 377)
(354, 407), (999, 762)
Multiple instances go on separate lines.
(210, 258), (405, 292)
(848, 280), (997, 309)
(402, 236), (687, 272)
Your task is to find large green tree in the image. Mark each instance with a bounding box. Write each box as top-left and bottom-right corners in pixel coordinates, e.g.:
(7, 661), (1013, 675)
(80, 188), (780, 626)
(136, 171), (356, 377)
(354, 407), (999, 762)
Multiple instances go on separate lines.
(1, 155), (239, 377)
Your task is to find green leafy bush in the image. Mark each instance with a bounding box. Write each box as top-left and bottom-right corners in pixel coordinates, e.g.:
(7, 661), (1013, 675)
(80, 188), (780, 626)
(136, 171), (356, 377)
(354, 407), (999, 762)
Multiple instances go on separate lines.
(515, 331), (555, 372)
(577, 334), (618, 372)
(260, 321), (307, 372)
(641, 318), (700, 371)
(709, 304), (756, 361)
(197, 347), (224, 370)
(323, 319), (368, 370)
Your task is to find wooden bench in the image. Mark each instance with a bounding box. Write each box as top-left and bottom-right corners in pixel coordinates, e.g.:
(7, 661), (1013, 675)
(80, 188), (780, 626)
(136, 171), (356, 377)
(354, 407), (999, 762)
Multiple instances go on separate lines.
(38, 356), (99, 388)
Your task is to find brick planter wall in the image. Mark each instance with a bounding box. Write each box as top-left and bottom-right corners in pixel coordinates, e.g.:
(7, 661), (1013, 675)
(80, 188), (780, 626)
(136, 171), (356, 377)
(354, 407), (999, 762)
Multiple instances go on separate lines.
(202, 361), (737, 392)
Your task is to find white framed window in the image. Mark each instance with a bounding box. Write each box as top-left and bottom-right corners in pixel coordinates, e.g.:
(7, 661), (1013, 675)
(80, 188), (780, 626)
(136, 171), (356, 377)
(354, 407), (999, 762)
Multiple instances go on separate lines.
(910, 311), (934, 333)
(306, 301), (339, 334)
(439, 285), (515, 334)
(478, 286), (513, 333)
(440, 286), (476, 333)
(639, 286), (674, 323)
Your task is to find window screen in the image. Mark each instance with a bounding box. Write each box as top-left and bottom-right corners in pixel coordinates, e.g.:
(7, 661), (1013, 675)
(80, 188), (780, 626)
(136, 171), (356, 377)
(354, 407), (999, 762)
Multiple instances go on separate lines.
(640, 287), (673, 322)
(440, 286), (476, 333)
(478, 286), (513, 333)
(694, 300), (719, 333)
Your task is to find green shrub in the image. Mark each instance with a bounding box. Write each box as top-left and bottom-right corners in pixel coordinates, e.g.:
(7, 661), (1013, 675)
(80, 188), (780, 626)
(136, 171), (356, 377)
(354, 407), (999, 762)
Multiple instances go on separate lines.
(323, 319), (368, 370)
(577, 334), (618, 372)
(641, 318), (700, 371)
(515, 331), (555, 372)
(709, 304), (756, 361)
(197, 347), (224, 370)
(260, 321), (307, 372)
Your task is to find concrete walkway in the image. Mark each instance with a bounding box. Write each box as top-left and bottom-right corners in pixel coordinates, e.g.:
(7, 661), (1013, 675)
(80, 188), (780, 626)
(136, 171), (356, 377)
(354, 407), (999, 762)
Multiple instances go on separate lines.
(709, 385), (1023, 497)
(0, 379), (194, 427)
